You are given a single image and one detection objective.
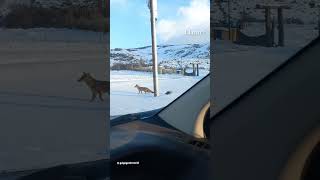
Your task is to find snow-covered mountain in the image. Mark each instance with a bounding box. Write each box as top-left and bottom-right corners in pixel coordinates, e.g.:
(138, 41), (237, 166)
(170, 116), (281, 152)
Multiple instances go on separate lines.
(0, 0), (100, 17)
(212, 0), (320, 25)
(32, 0), (99, 8)
(0, 0), (106, 31)
(111, 43), (210, 70)
(0, 0), (28, 16)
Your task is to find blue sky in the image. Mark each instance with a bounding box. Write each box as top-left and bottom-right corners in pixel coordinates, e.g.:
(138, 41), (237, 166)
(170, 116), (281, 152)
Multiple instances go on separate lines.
(110, 0), (210, 49)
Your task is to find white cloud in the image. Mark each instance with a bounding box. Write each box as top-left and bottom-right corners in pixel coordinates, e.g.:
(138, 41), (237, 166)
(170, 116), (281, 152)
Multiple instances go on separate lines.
(157, 20), (177, 42)
(157, 0), (210, 44)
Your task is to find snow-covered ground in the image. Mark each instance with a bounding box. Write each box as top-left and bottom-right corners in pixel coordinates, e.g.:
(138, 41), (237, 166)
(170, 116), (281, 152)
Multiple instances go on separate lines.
(110, 42), (210, 116)
(110, 70), (209, 116)
(240, 23), (318, 48)
(0, 28), (108, 172)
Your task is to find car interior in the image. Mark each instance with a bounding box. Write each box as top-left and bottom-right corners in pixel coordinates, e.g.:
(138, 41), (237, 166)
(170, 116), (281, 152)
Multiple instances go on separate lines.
(209, 38), (320, 180)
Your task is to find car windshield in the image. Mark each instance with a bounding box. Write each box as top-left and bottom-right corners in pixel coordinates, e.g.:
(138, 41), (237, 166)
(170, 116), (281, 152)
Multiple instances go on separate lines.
(110, 0), (210, 117)
(211, 0), (320, 115)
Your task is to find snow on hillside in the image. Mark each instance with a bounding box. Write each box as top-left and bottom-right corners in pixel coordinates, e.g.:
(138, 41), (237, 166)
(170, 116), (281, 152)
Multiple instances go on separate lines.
(0, 0), (99, 17)
(111, 43), (210, 70)
(212, 0), (320, 25)
(0, 0), (28, 16)
(32, 0), (98, 8)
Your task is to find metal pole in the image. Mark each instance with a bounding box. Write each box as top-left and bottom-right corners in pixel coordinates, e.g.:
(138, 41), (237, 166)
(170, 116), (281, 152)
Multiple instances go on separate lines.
(149, 0), (159, 97)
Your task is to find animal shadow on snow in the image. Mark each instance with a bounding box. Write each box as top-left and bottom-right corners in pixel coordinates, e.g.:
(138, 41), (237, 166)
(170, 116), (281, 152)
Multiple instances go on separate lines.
(111, 90), (168, 97)
(110, 90), (154, 97)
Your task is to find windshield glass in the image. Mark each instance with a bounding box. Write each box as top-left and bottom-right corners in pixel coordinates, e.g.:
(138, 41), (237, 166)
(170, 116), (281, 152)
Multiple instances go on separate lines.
(211, 0), (319, 115)
(110, 0), (210, 117)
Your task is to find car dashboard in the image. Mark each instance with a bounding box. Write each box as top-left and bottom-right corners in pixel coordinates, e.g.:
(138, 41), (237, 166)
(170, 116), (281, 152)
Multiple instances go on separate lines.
(110, 115), (211, 180)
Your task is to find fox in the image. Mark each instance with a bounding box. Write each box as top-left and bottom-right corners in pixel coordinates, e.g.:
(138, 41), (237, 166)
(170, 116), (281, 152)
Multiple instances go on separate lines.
(134, 84), (154, 94)
(78, 72), (109, 102)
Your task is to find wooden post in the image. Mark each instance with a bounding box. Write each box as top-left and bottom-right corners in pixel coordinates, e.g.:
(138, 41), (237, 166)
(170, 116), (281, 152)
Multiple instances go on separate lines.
(278, 8), (284, 46)
(271, 18), (275, 46)
(318, 16), (320, 36)
(192, 64), (195, 76)
(257, 4), (289, 47)
(197, 64), (199, 76)
(265, 7), (272, 47)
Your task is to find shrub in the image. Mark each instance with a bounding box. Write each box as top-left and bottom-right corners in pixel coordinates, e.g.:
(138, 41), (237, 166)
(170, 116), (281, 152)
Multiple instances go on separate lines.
(2, 4), (108, 32)
(111, 63), (177, 74)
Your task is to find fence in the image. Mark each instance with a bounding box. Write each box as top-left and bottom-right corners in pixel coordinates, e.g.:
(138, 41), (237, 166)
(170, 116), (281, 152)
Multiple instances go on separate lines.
(111, 63), (177, 74)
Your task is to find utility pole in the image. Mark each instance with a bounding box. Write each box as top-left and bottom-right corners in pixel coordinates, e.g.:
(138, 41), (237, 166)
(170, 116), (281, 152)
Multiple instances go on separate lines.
(148, 0), (159, 97)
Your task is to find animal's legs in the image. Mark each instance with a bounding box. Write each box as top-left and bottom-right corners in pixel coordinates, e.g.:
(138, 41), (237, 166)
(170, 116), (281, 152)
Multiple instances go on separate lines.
(99, 92), (104, 101)
(90, 92), (97, 102)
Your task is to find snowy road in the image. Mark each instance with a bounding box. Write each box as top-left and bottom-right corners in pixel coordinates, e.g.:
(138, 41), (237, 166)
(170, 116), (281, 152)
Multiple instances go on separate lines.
(0, 42), (108, 172)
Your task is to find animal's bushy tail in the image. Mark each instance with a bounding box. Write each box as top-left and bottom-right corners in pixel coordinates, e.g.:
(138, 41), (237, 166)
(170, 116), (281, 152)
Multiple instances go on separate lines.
(165, 91), (172, 95)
